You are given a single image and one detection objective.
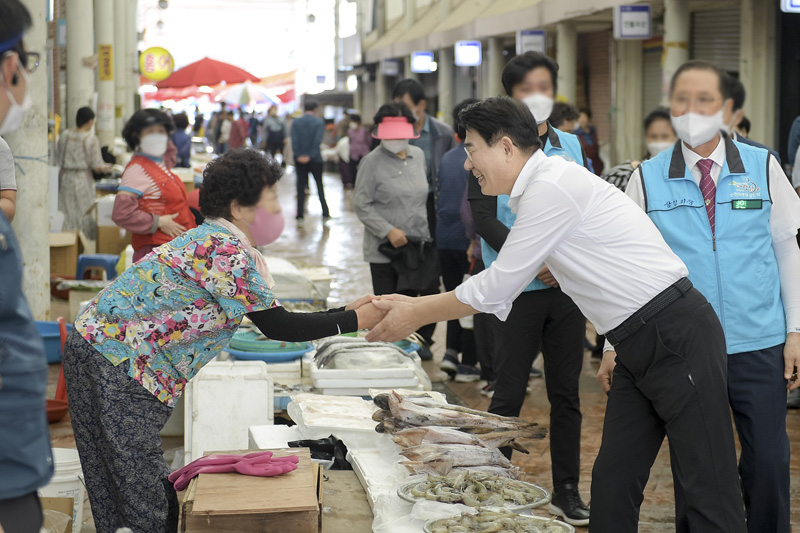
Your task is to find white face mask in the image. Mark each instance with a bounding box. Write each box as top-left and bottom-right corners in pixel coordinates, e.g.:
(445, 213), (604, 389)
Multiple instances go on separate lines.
(0, 68), (32, 136)
(647, 141), (674, 157)
(521, 93), (553, 125)
(381, 139), (409, 154)
(670, 111), (723, 148)
(139, 132), (169, 157)
(349, 122), (358, 130)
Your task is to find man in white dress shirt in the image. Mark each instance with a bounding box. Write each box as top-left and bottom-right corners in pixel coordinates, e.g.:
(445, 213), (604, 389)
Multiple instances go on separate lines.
(366, 97), (746, 533)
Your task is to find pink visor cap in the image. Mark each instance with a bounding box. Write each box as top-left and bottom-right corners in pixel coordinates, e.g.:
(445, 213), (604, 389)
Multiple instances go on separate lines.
(372, 116), (420, 140)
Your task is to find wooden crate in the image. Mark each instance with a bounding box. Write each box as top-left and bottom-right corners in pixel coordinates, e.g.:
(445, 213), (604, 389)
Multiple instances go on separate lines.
(182, 448), (321, 533)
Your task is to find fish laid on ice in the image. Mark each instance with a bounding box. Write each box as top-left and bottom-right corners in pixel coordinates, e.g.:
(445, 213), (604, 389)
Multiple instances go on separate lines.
(399, 443), (513, 469)
(391, 426), (543, 453)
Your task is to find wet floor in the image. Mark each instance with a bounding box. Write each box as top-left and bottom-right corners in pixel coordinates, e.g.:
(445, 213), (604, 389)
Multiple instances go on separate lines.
(47, 167), (800, 531)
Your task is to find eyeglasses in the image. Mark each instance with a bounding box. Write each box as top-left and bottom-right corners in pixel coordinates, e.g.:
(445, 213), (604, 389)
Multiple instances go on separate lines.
(464, 146), (476, 162)
(1, 50), (39, 75)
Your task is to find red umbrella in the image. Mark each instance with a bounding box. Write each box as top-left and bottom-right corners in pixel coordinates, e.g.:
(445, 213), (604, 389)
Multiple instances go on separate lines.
(156, 57), (260, 89)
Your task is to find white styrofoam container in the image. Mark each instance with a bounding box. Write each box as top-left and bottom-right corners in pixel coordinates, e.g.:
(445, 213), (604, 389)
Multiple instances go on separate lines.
(310, 363), (416, 380)
(96, 194), (117, 227)
(319, 383), (422, 396)
(314, 377), (420, 389)
(248, 425), (304, 449)
(183, 360), (273, 465)
(348, 449), (403, 511)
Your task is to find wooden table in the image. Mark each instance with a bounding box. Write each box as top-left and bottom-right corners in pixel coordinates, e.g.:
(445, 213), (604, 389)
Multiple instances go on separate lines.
(321, 470), (374, 533)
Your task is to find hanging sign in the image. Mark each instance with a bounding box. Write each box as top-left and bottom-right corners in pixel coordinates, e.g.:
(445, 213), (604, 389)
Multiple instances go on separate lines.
(98, 45), (113, 81)
(782, 0), (800, 12)
(382, 58), (400, 76)
(613, 5), (652, 40)
(454, 41), (482, 67)
(516, 30), (546, 55)
(139, 47), (174, 82)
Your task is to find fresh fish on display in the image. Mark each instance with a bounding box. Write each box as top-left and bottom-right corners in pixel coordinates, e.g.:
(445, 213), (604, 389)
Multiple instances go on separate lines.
(399, 443), (513, 472)
(391, 426), (538, 454)
(425, 509), (574, 533)
(403, 461), (521, 479)
(398, 471), (549, 509)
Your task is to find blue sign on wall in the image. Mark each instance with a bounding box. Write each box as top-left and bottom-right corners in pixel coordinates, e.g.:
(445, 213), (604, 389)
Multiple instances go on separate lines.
(613, 5), (652, 40)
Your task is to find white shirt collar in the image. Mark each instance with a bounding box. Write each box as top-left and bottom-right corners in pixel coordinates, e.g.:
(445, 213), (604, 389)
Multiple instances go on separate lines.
(680, 134), (726, 172)
(508, 149), (547, 205)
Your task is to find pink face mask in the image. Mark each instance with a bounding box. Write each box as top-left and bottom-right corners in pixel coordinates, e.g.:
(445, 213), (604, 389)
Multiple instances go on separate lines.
(249, 207), (285, 246)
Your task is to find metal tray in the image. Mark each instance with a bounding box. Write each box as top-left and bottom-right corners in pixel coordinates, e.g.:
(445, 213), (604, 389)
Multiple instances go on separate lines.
(397, 476), (551, 512)
(423, 512), (575, 533)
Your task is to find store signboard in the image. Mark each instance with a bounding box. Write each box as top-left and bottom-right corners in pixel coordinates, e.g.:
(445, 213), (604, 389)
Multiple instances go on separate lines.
(139, 47), (174, 82)
(382, 58), (400, 76)
(454, 41), (482, 67)
(613, 5), (652, 40)
(98, 45), (113, 81)
(410, 51), (435, 73)
(516, 30), (546, 55)
(782, 0), (800, 12)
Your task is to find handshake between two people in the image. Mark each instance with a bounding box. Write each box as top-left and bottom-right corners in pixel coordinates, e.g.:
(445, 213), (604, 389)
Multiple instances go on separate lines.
(344, 293), (423, 342)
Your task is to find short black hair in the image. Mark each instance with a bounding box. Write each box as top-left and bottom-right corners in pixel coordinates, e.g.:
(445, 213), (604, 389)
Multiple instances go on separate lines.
(458, 97), (542, 154)
(578, 108), (592, 119)
(550, 102), (580, 129)
(643, 107), (672, 132)
(722, 73), (745, 111)
(372, 102), (415, 129)
(304, 99), (320, 112)
(122, 109), (175, 151)
(199, 149), (283, 220)
(0, 0), (31, 53)
(453, 98), (479, 140)
(501, 52), (558, 97)
(173, 112), (189, 130)
(392, 78), (426, 105)
(349, 114), (362, 125)
(76, 107), (95, 128)
(669, 60), (726, 99)
(739, 116), (751, 135)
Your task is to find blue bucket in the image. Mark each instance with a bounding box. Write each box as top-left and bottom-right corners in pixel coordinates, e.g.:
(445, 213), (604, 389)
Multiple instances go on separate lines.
(35, 321), (73, 364)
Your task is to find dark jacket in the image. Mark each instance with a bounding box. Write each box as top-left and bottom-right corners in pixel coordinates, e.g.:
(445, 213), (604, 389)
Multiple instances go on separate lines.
(435, 143), (470, 250)
(413, 114), (456, 190)
(291, 113), (325, 163)
(171, 130), (192, 168)
(0, 212), (54, 500)
(378, 237), (439, 293)
(734, 132), (782, 166)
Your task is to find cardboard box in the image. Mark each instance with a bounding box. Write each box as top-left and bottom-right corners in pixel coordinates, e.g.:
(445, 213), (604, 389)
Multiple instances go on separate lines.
(40, 497), (74, 533)
(49, 232), (78, 277)
(97, 225), (131, 255)
(182, 448), (320, 533)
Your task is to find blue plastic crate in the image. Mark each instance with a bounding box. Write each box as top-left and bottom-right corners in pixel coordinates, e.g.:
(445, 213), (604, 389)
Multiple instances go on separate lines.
(35, 321), (73, 364)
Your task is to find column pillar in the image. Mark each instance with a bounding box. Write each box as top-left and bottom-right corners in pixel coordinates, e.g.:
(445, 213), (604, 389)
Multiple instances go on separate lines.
(662, 0), (689, 105)
(114, 0), (129, 134)
(9, 0), (51, 319)
(437, 47), (454, 125)
(486, 37), (504, 98)
(125, 0), (139, 115)
(403, 58), (418, 80)
(66, 0), (95, 128)
(613, 40), (643, 166)
(94, 0), (115, 147)
(556, 22), (577, 104)
(739, 0), (777, 146)
(376, 59), (389, 106)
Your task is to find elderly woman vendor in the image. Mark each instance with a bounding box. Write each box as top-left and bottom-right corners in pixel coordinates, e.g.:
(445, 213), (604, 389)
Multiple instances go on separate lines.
(62, 149), (383, 532)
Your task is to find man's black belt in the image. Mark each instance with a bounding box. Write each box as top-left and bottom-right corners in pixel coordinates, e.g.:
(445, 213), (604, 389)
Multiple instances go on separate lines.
(605, 277), (693, 346)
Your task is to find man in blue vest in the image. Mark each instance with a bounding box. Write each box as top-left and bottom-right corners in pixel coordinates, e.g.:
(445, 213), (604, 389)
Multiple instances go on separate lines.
(468, 52), (591, 527)
(605, 60), (800, 533)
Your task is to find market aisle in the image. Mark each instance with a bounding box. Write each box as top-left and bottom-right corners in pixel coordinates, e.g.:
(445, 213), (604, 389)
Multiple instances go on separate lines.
(46, 168), (800, 531)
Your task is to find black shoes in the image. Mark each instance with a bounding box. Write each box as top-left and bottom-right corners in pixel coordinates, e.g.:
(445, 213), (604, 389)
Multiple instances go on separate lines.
(549, 483), (590, 527)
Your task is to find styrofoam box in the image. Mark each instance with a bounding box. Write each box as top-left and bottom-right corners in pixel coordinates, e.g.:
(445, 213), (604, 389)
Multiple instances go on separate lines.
(314, 377), (421, 389)
(348, 449), (403, 511)
(310, 362), (416, 381)
(183, 360), (273, 465)
(319, 383), (424, 396)
(96, 195), (117, 227)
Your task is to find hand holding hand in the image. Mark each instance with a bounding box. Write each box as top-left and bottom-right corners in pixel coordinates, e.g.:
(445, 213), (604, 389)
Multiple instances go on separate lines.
(784, 332), (800, 390)
(375, 293), (416, 304)
(355, 302), (388, 330)
(346, 294), (377, 311)
(597, 350), (617, 394)
(537, 266), (558, 288)
(387, 228), (408, 248)
(158, 213), (187, 238)
(365, 298), (419, 342)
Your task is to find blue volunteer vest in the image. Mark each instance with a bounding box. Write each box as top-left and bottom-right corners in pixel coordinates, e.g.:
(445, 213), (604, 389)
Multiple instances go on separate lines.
(640, 136), (785, 353)
(481, 125), (586, 292)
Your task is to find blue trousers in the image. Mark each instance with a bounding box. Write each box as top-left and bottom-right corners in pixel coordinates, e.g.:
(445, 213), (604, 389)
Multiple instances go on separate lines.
(728, 345), (791, 533)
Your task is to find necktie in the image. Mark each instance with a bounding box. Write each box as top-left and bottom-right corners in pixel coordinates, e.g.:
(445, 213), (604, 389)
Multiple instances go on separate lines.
(697, 158), (716, 234)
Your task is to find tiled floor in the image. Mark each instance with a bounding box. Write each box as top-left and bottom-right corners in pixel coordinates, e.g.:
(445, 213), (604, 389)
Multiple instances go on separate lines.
(46, 168), (800, 531)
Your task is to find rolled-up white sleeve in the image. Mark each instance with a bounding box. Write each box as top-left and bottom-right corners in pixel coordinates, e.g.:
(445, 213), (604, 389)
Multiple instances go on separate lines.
(455, 180), (583, 320)
(768, 155), (800, 242)
(774, 236), (800, 333)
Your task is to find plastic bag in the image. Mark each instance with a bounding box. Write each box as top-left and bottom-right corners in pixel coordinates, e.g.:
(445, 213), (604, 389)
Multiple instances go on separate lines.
(40, 510), (72, 533)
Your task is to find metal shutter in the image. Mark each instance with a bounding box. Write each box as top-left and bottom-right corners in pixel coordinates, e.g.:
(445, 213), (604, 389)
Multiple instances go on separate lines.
(584, 31), (612, 143)
(691, 5), (741, 73)
(643, 37), (664, 114)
